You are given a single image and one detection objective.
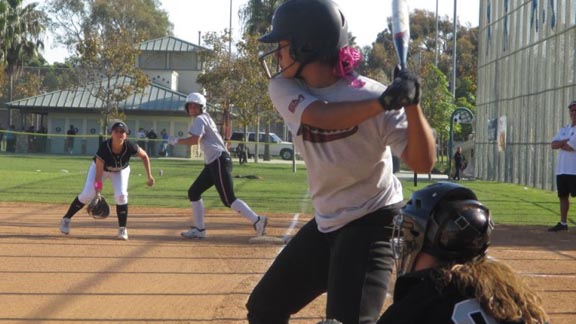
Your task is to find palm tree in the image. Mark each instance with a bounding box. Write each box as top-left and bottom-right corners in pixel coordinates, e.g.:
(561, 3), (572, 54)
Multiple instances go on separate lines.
(0, 0), (47, 102)
(239, 0), (281, 36)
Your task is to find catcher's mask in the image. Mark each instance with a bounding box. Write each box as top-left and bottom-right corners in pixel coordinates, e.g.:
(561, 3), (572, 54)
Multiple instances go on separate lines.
(87, 193), (111, 219)
(392, 182), (493, 276)
(258, 0), (348, 79)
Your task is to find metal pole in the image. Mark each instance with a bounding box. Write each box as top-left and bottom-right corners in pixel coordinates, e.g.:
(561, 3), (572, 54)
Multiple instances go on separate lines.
(451, 0), (457, 98)
(435, 0), (439, 66)
(448, 114), (455, 178)
(292, 142), (296, 173)
(229, 0), (233, 55)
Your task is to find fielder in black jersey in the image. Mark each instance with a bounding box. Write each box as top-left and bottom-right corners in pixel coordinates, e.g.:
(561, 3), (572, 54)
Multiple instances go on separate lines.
(374, 182), (548, 324)
(59, 121), (155, 240)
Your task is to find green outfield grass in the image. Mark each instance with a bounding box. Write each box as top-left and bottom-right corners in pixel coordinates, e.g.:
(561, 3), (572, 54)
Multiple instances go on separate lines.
(0, 155), (562, 226)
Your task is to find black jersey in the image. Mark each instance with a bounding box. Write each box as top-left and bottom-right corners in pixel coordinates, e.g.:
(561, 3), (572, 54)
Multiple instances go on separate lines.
(94, 139), (140, 172)
(378, 269), (522, 324)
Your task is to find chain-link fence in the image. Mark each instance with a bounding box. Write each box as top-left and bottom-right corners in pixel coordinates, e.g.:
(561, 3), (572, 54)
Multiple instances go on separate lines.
(0, 130), (203, 159)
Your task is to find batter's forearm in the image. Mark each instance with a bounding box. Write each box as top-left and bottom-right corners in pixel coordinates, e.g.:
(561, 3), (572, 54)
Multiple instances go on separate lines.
(401, 104), (436, 173)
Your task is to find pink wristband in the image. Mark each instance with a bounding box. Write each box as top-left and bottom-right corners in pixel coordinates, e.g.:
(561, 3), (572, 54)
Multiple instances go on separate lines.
(94, 181), (103, 191)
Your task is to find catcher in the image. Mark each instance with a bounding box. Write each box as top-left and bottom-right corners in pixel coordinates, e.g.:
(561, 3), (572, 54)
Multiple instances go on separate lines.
(59, 121), (155, 240)
(376, 182), (548, 324)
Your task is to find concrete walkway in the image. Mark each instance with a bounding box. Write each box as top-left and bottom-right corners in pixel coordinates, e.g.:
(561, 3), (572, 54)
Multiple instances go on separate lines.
(395, 170), (449, 181)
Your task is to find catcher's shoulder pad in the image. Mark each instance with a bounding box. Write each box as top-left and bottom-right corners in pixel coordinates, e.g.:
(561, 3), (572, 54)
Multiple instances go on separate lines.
(87, 193), (110, 219)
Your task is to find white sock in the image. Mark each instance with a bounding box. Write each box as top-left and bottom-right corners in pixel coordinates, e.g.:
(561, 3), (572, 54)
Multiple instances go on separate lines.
(230, 199), (259, 223)
(191, 199), (205, 229)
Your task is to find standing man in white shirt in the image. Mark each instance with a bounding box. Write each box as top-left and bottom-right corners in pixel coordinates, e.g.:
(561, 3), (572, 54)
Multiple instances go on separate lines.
(548, 100), (576, 232)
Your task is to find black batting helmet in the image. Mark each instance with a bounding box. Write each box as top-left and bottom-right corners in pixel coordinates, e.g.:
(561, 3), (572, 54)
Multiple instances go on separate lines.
(259, 0), (348, 64)
(392, 182), (493, 275)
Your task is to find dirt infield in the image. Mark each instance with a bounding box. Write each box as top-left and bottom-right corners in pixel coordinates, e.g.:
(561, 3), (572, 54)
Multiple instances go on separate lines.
(0, 202), (574, 323)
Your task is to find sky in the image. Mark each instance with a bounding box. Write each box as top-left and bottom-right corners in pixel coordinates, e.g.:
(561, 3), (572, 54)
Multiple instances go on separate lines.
(40, 0), (480, 64)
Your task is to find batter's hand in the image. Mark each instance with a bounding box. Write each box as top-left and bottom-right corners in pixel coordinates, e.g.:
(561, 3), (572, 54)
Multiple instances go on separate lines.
(168, 136), (179, 146)
(379, 69), (421, 110)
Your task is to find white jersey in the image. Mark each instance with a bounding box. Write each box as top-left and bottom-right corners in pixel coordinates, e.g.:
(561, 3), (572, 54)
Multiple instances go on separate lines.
(553, 124), (576, 175)
(269, 75), (407, 233)
(189, 113), (226, 164)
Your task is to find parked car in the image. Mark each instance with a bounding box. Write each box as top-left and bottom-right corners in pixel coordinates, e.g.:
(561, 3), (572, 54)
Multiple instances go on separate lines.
(230, 131), (295, 160)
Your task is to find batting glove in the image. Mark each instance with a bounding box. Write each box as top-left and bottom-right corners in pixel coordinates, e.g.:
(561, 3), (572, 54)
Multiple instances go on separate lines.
(378, 69), (421, 110)
(168, 136), (179, 146)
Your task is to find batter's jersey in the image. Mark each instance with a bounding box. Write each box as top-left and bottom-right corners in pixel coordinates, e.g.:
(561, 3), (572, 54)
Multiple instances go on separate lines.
(378, 269), (521, 324)
(189, 112), (226, 164)
(94, 139), (140, 172)
(268, 75), (406, 233)
(552, 124), (576, 175)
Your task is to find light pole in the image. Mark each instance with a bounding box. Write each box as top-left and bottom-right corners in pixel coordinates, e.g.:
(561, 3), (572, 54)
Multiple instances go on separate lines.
(435, 0), (439, 66)
(229, 0), (233, 55)
(451, 0), (457, 98)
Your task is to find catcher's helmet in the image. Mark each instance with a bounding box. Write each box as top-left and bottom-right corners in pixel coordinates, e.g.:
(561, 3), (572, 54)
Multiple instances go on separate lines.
(185, 92), (207, 113)
(392, 182), (493, 275)
(259, 0), (348, 64)
(87, 194), (111, 219)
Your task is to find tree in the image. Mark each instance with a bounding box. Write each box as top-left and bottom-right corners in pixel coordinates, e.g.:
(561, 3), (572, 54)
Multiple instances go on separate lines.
(45, 0), (172, 59)
(364, 9), (478, 107)
(43, 0), (171, 135)
(196, 30), (236, 139)
(239, 0), (281, 35)
(73, 28), (149, 135)
(0, 0), (47, 103)
(197, 31), (276, 162)
(419, 63), (454, 165)
(42, 62), (78, 92)
(232, 35), (276, 160)
(90, 0), (172, 42)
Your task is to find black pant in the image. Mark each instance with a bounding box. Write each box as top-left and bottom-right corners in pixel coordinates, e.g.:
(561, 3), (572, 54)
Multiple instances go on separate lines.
(454, 164), (462, 180)
(6, 139), (16, 152)
(188, 152), (236, 207)
(246, 205), (399, 324)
